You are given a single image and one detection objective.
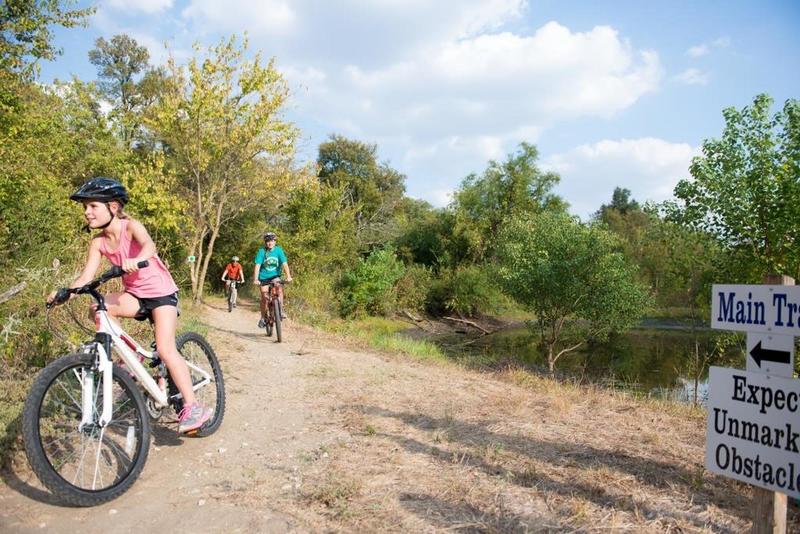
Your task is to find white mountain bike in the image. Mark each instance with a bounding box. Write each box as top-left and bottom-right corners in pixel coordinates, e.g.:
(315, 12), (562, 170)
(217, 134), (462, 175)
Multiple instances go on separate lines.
(225, 278), (242, 312)
(22, 261), (225, 506)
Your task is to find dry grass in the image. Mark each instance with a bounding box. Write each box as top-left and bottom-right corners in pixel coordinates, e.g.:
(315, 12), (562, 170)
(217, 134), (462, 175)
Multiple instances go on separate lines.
(258, 331), (798, 533)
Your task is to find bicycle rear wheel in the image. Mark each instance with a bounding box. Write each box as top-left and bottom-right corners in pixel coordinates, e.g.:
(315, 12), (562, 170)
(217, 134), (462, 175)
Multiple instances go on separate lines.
(273, 299), (282, 343)
(175, 332), (225, 437)
(22, 353), (150, 507)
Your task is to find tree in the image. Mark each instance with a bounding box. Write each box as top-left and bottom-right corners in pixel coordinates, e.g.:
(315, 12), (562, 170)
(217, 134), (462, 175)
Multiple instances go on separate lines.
(452, 142), (567, 262)
(594, 187), (640, 221)
(147, 35), (298, 302)
(1, 0), (93, 133)
(0, 0), (93, 77)
(497, 211), (651, 373)
(316, 135), (405, 248)
(88, 34), (155, 145)
(673, 94), (800, 279)
(277, 179), (358, 276)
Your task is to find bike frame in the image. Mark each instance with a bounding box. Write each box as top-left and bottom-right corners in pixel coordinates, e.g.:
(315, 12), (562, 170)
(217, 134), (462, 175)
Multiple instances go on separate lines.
(81, 308), (211, 429)
(264, 280), (283, 322)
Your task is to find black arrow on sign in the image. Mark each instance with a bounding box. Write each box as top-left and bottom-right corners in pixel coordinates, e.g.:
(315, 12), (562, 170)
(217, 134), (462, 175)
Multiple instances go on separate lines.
(749, 341), (791, 368)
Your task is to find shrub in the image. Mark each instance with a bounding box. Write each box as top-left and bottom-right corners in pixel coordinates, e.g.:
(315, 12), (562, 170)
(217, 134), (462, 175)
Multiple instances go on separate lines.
(426, 265), (506, 317)
(339, 248), (405, 317)
(394, 263), (433, 314)
(289, 269), (338, 325)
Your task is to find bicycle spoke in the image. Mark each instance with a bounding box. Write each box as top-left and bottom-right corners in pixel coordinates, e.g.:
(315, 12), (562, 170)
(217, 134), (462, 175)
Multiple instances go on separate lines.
(71, 433), (91, 486)
(103, 435), (133, 469)
(42, 429), (81, 450)
(55, 376), (82, 413)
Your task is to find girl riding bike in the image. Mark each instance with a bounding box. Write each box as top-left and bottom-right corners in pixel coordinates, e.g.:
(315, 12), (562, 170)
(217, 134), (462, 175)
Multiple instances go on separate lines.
(47, 177), (211, 434)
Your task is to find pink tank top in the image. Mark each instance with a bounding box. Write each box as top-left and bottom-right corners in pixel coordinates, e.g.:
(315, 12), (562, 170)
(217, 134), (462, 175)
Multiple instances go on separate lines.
(99, 219), (179, 298)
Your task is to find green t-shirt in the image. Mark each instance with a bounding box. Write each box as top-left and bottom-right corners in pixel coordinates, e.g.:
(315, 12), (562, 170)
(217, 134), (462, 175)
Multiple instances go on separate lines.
(254, 246), (287, 281)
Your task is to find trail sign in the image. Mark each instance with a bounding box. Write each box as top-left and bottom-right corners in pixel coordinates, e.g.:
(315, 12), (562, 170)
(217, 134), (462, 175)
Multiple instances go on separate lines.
(705, 366), (800, 499)
(747, 333), (795, 376)
(711, 284), (800, 336)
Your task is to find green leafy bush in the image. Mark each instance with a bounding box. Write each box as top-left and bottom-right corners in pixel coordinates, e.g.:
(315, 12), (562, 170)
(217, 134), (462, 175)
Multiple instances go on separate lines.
(339, 248), (405, 317)
(426, 265), (506, 317)
(394, 263), (433, 313)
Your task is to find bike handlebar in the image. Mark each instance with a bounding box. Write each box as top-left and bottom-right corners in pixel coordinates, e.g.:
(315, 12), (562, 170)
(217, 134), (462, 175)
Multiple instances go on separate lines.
(48, 260), (149, 308)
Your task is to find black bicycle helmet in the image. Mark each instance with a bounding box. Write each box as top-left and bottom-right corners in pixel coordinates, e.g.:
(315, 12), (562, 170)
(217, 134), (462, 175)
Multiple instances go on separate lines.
(263, 231), (277, 241)
(70, 177), (129, 205)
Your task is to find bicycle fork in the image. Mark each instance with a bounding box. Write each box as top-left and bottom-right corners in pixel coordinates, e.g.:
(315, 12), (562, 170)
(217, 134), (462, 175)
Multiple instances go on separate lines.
(79, 340), (114, 430)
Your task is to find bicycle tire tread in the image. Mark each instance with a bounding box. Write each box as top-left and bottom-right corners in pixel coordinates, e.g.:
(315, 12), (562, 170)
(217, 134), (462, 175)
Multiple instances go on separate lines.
(22, 353), (151, 507)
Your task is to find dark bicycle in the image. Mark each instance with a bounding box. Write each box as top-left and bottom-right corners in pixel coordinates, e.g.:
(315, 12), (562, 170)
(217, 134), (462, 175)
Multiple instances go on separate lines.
(262, 279), (285, 342)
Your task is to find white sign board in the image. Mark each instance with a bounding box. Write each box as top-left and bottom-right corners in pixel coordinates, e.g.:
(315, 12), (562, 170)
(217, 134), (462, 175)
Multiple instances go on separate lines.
(711, 284), (800, 336)
(705, 366), (800, 498)
(746, 333), (795, 377)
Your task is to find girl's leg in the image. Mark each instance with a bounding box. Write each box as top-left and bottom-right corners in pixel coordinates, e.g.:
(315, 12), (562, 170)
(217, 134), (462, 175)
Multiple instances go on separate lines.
(103, 292), (142, 327)
(150, 305), (197, 406)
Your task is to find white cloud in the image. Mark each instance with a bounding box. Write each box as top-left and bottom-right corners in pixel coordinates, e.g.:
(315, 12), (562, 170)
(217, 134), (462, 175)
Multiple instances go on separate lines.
(686, 36), (730, 58)
(544, 138), (699, 219)
(419, 188), (455, 208)
(675, 68), (710, 86)
(687, 44), (709, 57)
(284, 19), (662, 208)
(106, 0), (174, 14)
(95, 1), (665, 214)
(182, 0), (296, 34)
(712, 37), (731, 48)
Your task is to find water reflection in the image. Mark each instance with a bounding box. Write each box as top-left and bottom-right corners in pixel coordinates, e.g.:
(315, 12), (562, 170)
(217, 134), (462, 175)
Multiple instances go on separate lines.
(435, 326), (743, 405)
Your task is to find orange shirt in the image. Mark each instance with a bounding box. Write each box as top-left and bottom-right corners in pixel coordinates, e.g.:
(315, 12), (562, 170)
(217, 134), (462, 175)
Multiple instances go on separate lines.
(224, 262), (243, 280)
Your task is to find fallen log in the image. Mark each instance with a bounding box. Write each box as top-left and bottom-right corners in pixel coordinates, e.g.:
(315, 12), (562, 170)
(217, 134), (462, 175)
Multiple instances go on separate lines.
(0, 282), (26, 305)
(443, 315), (491, 335)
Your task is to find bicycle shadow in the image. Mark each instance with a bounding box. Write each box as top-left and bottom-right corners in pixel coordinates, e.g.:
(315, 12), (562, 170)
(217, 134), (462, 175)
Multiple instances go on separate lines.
(0, 413), (68, 507)
(152, 422), (183, 447)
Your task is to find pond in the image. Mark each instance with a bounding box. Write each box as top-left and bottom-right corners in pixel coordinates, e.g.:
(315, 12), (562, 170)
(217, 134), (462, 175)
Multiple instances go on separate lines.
(434, 325), (746, 405)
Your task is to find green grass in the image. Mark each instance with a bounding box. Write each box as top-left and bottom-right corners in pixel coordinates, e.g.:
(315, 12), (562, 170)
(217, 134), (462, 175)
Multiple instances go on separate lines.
(322, 316), (446, 362)
(0, 378), (31, 467)
(178, 303), (211, 337)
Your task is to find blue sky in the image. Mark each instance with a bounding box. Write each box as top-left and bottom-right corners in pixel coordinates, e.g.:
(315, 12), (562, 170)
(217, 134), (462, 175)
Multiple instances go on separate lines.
(41, 0), (800, 218)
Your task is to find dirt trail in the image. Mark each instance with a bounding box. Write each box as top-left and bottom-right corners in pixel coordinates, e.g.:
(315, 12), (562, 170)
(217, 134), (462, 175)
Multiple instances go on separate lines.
(1, 299), (319, 532)
(0, 298), (795, 532)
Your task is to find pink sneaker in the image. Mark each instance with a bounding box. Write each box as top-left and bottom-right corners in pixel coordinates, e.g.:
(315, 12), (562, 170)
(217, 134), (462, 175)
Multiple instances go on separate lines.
(178, 402), (211, 434)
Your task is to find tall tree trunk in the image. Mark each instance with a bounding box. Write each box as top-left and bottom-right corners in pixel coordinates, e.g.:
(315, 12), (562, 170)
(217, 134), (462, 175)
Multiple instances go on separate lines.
(194, 196), (226, 303)
(196, 227), (220, 303)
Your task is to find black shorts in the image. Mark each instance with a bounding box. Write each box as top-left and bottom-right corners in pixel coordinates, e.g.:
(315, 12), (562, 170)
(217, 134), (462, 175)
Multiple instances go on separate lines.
(259, 276), (281, 286)
(128, 292), (179, 322)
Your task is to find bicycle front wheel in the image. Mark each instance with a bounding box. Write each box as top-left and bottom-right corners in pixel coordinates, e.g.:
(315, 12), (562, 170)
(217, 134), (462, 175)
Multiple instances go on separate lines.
(273, 299), (282, 343)
(22, 353), (151, 507)
(176, 332), (225, 437)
